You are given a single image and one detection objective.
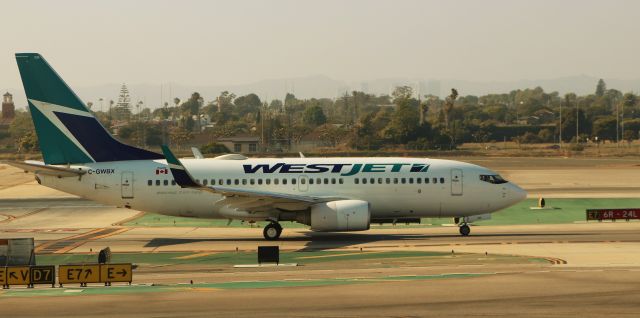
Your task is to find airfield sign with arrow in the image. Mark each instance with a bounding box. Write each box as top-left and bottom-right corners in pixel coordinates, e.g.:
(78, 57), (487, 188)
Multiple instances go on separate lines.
(100, 264), (132, 283)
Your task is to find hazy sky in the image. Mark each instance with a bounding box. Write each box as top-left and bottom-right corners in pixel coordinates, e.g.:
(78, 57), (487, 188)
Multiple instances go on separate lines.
(1, 0), (639, 91)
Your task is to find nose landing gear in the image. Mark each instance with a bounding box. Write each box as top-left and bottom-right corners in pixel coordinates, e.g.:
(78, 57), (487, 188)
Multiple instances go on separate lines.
(263, 222), (283, 240)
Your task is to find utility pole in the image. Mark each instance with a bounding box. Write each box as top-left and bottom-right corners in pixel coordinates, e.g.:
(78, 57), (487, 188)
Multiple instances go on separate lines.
(575, 99), (579, 143)
(559, 99), (562, 148)
(616, 96), (619, 147)
(621, 97), (625, 146)
(261, 102), (265, 152)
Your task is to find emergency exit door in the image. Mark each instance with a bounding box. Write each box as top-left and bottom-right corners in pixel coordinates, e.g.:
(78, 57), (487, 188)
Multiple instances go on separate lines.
(451, 169), (463, 196)
(121, 171), (134, 199)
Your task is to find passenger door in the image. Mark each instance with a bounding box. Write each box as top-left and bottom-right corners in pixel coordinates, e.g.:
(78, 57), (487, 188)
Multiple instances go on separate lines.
(450, 169), (463, 196)
(121, 171), (134, 199)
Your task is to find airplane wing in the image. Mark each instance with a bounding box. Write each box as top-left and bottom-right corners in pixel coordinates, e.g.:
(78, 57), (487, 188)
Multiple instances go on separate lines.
(7, 160), (86, 178)
(161, 146), (343, 212)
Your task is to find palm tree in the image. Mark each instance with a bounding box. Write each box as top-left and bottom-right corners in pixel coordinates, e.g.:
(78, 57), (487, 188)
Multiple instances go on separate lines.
(109, 100), (114, 122)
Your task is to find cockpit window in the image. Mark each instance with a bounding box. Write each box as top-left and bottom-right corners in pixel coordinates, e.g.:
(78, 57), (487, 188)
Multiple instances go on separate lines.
(479, 174), (508, 184)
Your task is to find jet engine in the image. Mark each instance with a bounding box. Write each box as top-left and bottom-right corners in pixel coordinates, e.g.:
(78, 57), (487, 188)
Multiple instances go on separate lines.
(296, 200), (370, 232)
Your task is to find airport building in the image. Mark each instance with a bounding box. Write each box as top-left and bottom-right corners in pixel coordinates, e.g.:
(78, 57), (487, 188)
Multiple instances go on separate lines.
(218, 136), (261, 153)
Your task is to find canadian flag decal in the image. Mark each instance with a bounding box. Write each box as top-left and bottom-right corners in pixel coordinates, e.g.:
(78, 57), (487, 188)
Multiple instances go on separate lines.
(156, 168), (169, 175)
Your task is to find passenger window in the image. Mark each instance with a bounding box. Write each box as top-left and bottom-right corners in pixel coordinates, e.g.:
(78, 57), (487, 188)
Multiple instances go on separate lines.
(227, 179), (232, 185)
(339, 178), (344, 184)
(417, 178), (422, 184)
(378, 178), (382, 184)
(202, 179), (208, 186)
(250, 179), (255, 185)
(386, 178), (390, 184)
(155, 180), (160, 186)
(362, 178), (367, 184)
(211, 179), (216, 185)
(242, 179), (247, 185)
(266, 179), (271, 185)
(258, 179), (263, 185)
(316, 178), (321, 184)
(147, 180), (152, 186)
(309, 178), (314, 184)
(234, 179), (239, 185)
(324, 178), (329, 184)
(219, 179), (223, 185)
(432, 178), (437, 184)
(274, 178), (279, 185)
(331, 178), (336, 184)
(393, 178), (398, 184)
(355, 178), (359, 184)
(292, 178), (297, 185)
(171, 180), (176, 186)
(409, 178), (414, 184)
(440, 177), (445, 184)
(425, 178), (429, 184)
(401, 178), (406, 184)
(164, 180), (168, 186)
(300, 178), (306, 184)
(283, 178), (287, 185)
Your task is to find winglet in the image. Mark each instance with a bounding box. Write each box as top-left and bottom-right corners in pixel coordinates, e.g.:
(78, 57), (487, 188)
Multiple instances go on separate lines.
(161, 145), (200, 188)
(191, 147), (204, 159)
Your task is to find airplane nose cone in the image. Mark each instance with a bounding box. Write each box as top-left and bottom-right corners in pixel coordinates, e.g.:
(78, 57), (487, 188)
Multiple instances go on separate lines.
(510, 183), (527, 202)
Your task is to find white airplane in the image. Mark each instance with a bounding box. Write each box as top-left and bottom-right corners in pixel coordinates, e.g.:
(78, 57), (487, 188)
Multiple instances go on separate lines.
(11, 53), (526, 240)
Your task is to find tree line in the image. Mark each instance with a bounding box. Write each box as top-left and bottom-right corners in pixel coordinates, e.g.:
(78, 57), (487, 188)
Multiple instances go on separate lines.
(6, 79), (640, 153)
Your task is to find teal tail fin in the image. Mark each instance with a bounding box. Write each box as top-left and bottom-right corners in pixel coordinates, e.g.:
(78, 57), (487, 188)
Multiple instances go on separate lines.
(15, 53), (162, 164)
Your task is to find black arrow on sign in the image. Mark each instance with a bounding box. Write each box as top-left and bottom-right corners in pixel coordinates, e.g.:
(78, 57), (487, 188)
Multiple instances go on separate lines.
(117, 269), (127, 276)
(9, 272), (18, 279)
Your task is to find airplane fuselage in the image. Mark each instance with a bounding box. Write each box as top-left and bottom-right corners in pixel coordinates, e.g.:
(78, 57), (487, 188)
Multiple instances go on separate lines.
(37, 157), (526, 222)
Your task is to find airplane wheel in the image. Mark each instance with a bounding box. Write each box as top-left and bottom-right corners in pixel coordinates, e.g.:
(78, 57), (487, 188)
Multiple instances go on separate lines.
(274, 222), (283, 236)
(459, 224), (470, 236)
(263, 222), (282, 240)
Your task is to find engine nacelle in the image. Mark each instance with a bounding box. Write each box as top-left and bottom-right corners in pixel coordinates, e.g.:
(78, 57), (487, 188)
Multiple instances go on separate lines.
(309, 200), (370, 232)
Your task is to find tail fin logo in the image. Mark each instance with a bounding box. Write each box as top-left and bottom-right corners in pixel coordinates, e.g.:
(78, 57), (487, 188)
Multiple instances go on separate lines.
(28, 99), (96, 162)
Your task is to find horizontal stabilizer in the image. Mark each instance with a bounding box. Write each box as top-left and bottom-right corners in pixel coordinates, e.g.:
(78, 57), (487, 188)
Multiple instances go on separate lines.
(7, 160), (86, 178)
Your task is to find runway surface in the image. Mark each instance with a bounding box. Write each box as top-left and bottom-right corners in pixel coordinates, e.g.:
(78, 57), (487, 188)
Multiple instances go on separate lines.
(2, 199), (640, 317)
(1, 159), (640, 317)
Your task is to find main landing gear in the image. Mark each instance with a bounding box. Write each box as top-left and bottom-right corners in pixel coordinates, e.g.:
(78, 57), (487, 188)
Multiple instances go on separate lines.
(459, 223), (471, 236)
(454, 217), (471, 236)
(263, 222), (283, 240)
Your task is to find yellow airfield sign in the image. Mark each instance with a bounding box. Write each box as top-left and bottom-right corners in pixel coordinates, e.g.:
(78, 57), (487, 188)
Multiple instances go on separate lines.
(7, 266), (30, 285)
(58, 264), (101, 284)
(0, 267), (6, 286)
(1, 263), (133, 287)
(100, 264), (132, 283)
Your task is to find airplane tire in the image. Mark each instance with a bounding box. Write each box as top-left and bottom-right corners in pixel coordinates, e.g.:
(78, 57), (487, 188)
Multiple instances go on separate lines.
(263, 223), (281, 240)
(459, 224), (470, 236)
